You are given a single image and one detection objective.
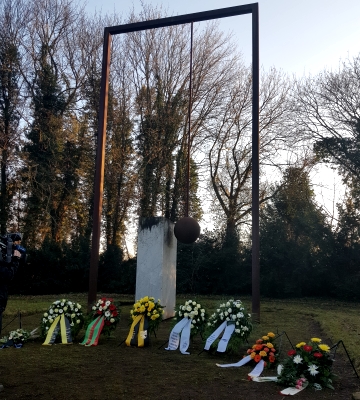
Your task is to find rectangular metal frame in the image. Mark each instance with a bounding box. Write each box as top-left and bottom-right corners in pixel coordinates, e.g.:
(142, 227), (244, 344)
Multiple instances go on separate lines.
(88, 3), (260, 320)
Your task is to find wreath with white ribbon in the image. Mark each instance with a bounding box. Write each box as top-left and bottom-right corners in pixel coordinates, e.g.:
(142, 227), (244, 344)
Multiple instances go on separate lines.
(204, 299), (252, 354)
(165, 299), (207, 354)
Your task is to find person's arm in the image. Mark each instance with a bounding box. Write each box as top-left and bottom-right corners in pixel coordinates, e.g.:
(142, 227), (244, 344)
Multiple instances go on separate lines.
(0, 250), (20, 282)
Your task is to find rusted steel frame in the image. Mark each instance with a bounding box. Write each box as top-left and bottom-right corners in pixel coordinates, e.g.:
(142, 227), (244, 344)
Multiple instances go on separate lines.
(251, 3), (260, 322)
(185, 22), (193, 218)
(88, 29), (111, 311)
(88, 4), (260, 318)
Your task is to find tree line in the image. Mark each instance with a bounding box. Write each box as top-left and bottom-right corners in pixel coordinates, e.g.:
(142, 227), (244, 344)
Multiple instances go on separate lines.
(1, 0), (360, 300)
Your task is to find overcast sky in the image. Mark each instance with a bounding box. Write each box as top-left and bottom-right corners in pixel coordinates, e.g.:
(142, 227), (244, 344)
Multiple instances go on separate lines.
(85, 0), (360, 77)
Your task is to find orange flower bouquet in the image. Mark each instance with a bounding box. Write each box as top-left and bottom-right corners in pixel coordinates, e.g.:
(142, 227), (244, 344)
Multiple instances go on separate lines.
(246, 332), (278, 368)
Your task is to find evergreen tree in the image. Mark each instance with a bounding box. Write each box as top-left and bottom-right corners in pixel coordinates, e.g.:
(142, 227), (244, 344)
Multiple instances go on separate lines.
(260, 167), (334, 297)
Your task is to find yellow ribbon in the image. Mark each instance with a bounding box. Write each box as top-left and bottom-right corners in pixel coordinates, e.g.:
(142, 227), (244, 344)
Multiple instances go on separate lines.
(125, 314), (145, 347)
(42, 314), (72, 345)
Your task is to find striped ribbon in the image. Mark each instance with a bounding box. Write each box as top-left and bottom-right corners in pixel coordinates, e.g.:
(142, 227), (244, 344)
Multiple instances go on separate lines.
(43, 314), (72, 345)
(80, 316), (105, 346)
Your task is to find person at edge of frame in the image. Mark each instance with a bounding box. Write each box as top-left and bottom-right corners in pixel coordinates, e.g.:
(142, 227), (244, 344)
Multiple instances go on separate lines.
(0, 233), (22, 336)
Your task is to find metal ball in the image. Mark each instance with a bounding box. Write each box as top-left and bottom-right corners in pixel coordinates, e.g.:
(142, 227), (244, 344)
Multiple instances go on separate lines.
(174, 217), (200, 244)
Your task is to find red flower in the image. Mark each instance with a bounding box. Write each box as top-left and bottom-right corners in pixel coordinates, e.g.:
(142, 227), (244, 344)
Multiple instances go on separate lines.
(105, 320), (111, 326)
(112, 311), (119, 317)
(256, 339), (263, 344)
(263, 347), (269, 353)
(288, 349), (296, 356)
(109, 304), (116, 311)
(303, 345), (313, 352)
(254, 344), (263, 351)
(269, 355), (275, 363)
(254, 354), (261, 363)
(96, 310), (102, 315)
(313, 352), (323, 358)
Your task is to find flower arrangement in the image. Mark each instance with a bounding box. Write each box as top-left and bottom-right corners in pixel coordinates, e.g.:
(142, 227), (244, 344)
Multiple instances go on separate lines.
(174, 299), (208, 337)
(130, 296), (164, 335)
(90, 297), (120, 336)
(206, 299), (252, 353)
(277, 338), (334, 390)
(41, 299), (84, 339)
(246, 332), (278, 367)
(0, 328), (37, 346)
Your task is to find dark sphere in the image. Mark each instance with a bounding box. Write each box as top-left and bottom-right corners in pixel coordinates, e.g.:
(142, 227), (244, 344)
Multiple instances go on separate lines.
(174, 217), (200, 244)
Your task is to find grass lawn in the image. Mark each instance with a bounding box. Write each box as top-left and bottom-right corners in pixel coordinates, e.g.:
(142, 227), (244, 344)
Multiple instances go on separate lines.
(0, 294), (360, 399)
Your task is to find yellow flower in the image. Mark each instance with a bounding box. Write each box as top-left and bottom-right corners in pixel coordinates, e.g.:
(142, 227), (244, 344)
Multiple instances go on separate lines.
(143, 296), (149, 302)
(311, 337), (322, 343)
(259, 351), (267, 357)
(148, 302), (155, 311)
(147, 312), (151, 316)
(266, 342), (274, 348)
(139, 305), (146, 313)
(134, 302), (141, 309)
(267, 332), (275, 338)
(262, 336), (269, 341)
(318, 344), (330, 352)
(296, 341), (306, 348)
(250, 352), (256, 359)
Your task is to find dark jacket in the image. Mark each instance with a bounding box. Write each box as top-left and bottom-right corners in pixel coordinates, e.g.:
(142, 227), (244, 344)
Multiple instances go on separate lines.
(0, 257), (19, 312)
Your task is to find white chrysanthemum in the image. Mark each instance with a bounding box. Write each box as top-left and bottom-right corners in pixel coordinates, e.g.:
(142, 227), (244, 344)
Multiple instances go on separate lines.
(226, 302), (230, 307)
(105, 301), (111, 306)
(70, 322), (74, 326)
(201, 309), (205, 313)
(232, 314), (237, 320)
(184, 312), (188, 318)
(110, 318), (115, 323)
(76, 319), (81, 324)
(235, 329), (240, 333)
(99, 300), (103, 304)
(44, 312), (48, 317)
(63, 306), (68, 311)
(236, 303), (241, 308)
(71, 313), (75, 318)
(227, 308), (232, 314)
(105, 311), (111, 317)
(49, 309), (54, 314)
(293, 355), (303, 364)
(92, 306), (96, 311)
(77, 304), (81, 309)
(308, 364), (319, 376)
(59, 309), (63, 314)
(186, 305), (192, 312)
(226, 317), (230, 321)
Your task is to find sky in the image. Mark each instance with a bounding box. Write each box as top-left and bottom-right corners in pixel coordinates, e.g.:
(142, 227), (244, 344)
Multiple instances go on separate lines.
(84, 0), (360, 231)
(84, 0), (360, 77)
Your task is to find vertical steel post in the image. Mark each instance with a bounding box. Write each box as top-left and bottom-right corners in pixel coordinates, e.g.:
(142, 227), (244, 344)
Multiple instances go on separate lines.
(185, 22), (193, 218)
(251, 3), (260, 323)
(88, 29), (112, 312)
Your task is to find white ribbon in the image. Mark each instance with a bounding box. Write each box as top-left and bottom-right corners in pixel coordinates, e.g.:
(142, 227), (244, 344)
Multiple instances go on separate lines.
(204, 321), (227, 350)
(216, 323), (235, 352)
(165, 317), (192, 354)
(216, 354), (265, 378)
(248, 359), (265, 378)
(279, 386), (306, 395)
(216, 354), (252, 368)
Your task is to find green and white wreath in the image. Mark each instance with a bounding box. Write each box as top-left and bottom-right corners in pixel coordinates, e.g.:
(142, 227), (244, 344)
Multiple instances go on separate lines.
(174, 299), (208, 337)
(205, 299), (252, 354)
(41, 299), (84, 339)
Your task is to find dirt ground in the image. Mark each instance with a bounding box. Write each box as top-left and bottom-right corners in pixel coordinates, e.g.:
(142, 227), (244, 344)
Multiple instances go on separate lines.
(0, 312), (359, 400)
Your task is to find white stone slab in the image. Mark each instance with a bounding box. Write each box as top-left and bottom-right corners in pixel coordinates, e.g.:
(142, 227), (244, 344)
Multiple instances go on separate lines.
(136, 217), (177, 320)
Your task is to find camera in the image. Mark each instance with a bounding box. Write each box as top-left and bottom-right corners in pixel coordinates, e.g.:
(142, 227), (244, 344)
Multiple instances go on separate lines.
(0, 233), (26, 263)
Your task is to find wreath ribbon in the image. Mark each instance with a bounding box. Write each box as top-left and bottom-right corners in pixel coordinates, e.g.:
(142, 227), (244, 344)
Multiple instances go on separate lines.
(42, 314), (72, 345)
(216, 355), (266, 378)
(165, 317), (192, 354)
(80, 315), (105, 346)
(204, 321), (235, 353)
(125, 314), (149, 347)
